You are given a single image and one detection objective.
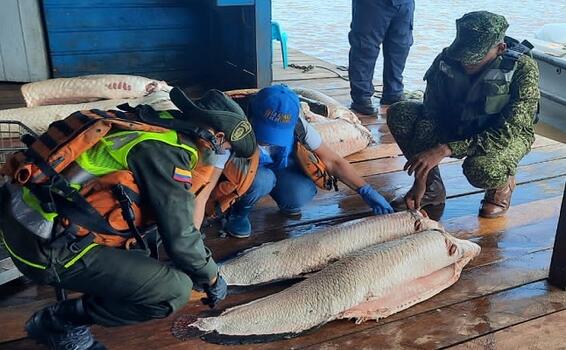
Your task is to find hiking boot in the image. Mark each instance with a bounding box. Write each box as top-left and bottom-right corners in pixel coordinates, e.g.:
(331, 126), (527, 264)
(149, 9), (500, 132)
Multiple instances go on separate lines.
(224, 205), (252, 238)
(25, 298), (106, 350)
(479, 176), (516, 218)
(392, 166), (446, 218)
(350, 99), (378, 116)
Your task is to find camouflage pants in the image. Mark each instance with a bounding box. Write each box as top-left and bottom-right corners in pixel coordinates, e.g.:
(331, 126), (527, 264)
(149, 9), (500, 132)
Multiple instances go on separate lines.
(387, 101), (530, 189)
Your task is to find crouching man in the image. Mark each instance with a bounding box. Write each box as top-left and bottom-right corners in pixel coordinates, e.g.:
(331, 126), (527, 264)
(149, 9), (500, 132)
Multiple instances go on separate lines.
(0, 88), (257, 349)
(387, 11), (539, 218)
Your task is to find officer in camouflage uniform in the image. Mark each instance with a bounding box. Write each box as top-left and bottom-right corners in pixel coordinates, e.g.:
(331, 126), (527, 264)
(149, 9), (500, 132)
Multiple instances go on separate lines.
(387, 11), (540, 218)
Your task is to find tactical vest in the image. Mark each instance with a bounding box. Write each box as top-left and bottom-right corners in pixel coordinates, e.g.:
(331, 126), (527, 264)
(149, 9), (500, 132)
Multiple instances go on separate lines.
(0, 108), (258, 250)
(426, 40), (532, 139)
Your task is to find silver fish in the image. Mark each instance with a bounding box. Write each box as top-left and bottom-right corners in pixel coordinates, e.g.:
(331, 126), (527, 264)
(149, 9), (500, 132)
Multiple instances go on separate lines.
(220, 211), (443, 286)
(192, 230), (480, 342)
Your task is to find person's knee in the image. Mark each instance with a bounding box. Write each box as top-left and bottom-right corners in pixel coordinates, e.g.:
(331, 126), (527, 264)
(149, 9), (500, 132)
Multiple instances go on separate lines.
(247, 167), (277, 198)
(349, 31), (380, 55)
(148, 278), (191, 320)
(387, 101), (422, 134)
(167, 283), (191, 316)
(274, 176), (317, 210)
(463, 157), (509, 189)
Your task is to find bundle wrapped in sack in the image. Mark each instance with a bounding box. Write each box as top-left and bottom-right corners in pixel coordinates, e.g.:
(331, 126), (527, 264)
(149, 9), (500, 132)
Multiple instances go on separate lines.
(21, 74), (171, 107)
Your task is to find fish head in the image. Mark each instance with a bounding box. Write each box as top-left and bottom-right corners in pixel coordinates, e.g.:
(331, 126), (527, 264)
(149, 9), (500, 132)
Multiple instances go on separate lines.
(443, 233), (481, 268)
(412, 210), (445, 232)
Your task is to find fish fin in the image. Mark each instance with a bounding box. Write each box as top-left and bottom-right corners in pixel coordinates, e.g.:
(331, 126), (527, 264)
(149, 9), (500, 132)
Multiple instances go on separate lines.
(337, 298), (390, 323)
(338, 264), (462, 323)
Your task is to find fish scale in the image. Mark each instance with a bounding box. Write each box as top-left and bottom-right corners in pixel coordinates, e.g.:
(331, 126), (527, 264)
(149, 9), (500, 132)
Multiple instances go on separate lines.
(220, 211), (443, 286)
(192, 230), (480, 340)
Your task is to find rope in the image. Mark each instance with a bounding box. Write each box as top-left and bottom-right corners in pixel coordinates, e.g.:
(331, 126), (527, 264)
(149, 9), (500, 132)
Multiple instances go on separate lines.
(287, 63), (385, 97)
(286, 63), (425, 102)
(288, 64), (352, 82)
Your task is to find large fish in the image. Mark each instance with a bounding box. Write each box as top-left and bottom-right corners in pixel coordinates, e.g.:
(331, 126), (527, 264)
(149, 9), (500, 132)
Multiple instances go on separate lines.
(220, 211), (443, 286)
(0, 91), (176, 134)
(21, 74), (171, 107)
(190, 230), (480, 343)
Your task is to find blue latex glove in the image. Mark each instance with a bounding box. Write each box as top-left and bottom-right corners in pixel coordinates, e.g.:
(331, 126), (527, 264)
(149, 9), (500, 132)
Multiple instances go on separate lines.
(202, 274), (228, 309)
(357, 184), (394, 215)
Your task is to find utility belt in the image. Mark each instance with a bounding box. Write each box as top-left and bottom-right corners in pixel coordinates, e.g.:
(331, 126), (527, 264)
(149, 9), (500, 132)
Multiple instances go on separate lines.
(52, 223), (161, 259)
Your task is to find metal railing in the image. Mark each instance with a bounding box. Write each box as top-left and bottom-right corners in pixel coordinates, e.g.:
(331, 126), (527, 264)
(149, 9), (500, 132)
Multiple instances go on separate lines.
(0, 120), (36, 165)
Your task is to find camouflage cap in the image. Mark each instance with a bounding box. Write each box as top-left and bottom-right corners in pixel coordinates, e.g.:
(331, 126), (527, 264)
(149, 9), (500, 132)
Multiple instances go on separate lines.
(446, 11), (509, 65)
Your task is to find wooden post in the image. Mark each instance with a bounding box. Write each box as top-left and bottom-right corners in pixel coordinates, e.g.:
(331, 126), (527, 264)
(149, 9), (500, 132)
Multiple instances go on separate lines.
(549, 185), (566, 289)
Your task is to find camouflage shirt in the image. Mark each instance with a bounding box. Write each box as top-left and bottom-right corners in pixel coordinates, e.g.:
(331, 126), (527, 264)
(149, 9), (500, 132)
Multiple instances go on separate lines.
(424, 54), (540, 158)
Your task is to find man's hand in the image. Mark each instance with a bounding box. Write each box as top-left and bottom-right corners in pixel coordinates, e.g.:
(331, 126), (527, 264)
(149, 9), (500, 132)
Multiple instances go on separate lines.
(404, 144), (452, 180)
(357, 184), (394, 215)
(201, 274), (227, 308)
(404, 179), (427, 210)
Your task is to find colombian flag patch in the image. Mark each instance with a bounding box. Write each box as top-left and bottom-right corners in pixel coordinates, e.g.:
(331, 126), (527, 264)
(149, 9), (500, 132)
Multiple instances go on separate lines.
(173, 167), (192, 184)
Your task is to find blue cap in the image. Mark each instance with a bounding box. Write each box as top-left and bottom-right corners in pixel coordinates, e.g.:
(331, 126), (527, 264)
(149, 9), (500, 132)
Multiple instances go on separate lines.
(250, 85), (300, 147)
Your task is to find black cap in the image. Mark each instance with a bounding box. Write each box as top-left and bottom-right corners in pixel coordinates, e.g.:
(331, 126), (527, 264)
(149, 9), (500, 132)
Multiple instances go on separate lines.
(170, 87), (256, 158)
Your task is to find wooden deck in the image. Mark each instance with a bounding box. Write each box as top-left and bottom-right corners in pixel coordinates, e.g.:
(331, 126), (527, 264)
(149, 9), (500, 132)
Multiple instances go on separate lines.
(1, 48), (566, 349)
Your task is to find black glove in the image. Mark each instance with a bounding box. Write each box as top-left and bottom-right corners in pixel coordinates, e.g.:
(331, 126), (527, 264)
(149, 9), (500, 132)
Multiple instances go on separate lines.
(201, 274), (227, 308)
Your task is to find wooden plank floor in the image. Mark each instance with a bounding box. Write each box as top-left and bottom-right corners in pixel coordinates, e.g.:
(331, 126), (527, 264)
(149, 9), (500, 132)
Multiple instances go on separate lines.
(1, 48), (566, 349)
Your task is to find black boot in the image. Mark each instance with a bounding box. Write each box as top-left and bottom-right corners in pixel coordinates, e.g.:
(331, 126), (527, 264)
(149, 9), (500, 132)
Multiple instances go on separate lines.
(350, 99), (378, 116)
(392, 166), (446, 219)
(25, 298), (106, 350)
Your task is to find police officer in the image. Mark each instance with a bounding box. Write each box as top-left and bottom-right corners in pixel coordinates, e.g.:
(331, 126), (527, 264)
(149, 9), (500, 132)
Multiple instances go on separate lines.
(348, 0), (415, 116)
(0, 89), (257, 349)
(387, 11), (540, 218)
(224, 85), (394, 238)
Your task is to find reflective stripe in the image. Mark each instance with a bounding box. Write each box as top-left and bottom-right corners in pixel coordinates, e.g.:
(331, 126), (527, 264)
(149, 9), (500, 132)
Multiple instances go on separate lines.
(1, 235), (47, 270)
(63, 243), (99, 268)
(1, 234), (99, 270)
(61, 162), (96, 185)
(9, 184), (55, 240)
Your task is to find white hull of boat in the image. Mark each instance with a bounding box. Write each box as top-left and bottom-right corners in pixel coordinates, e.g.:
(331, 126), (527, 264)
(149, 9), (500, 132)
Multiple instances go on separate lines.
(531, 38), (566, 134)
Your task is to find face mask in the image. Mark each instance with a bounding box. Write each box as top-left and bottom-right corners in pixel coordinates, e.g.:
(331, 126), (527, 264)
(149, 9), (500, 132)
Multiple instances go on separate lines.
(259, 145), (288, 167)
(259, 145), (283, 157)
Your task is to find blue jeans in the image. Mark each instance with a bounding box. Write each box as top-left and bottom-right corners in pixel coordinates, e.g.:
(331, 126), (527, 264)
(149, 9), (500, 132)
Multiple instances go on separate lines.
(233, 164), (318, 212)
(348, 0), (415, 103)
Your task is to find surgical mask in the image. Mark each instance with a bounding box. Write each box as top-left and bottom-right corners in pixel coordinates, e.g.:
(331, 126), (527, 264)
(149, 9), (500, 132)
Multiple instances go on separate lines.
(259, 145), (289, 168)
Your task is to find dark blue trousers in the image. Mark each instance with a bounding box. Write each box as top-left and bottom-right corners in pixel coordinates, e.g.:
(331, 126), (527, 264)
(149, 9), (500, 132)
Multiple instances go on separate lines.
(348, 0), (415, 104)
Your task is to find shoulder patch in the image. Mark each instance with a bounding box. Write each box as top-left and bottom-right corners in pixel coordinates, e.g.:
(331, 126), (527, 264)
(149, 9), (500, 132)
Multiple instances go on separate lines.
(173, 167), (192, 184)
(231, 120), (252, 142)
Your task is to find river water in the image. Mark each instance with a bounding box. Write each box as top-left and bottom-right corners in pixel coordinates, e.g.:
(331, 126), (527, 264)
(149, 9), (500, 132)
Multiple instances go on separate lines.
(273, 0), (566, 90)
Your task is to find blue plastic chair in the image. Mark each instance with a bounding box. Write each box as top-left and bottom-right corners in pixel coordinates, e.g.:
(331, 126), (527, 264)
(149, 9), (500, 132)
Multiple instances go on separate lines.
(271, 21), (288, 69)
